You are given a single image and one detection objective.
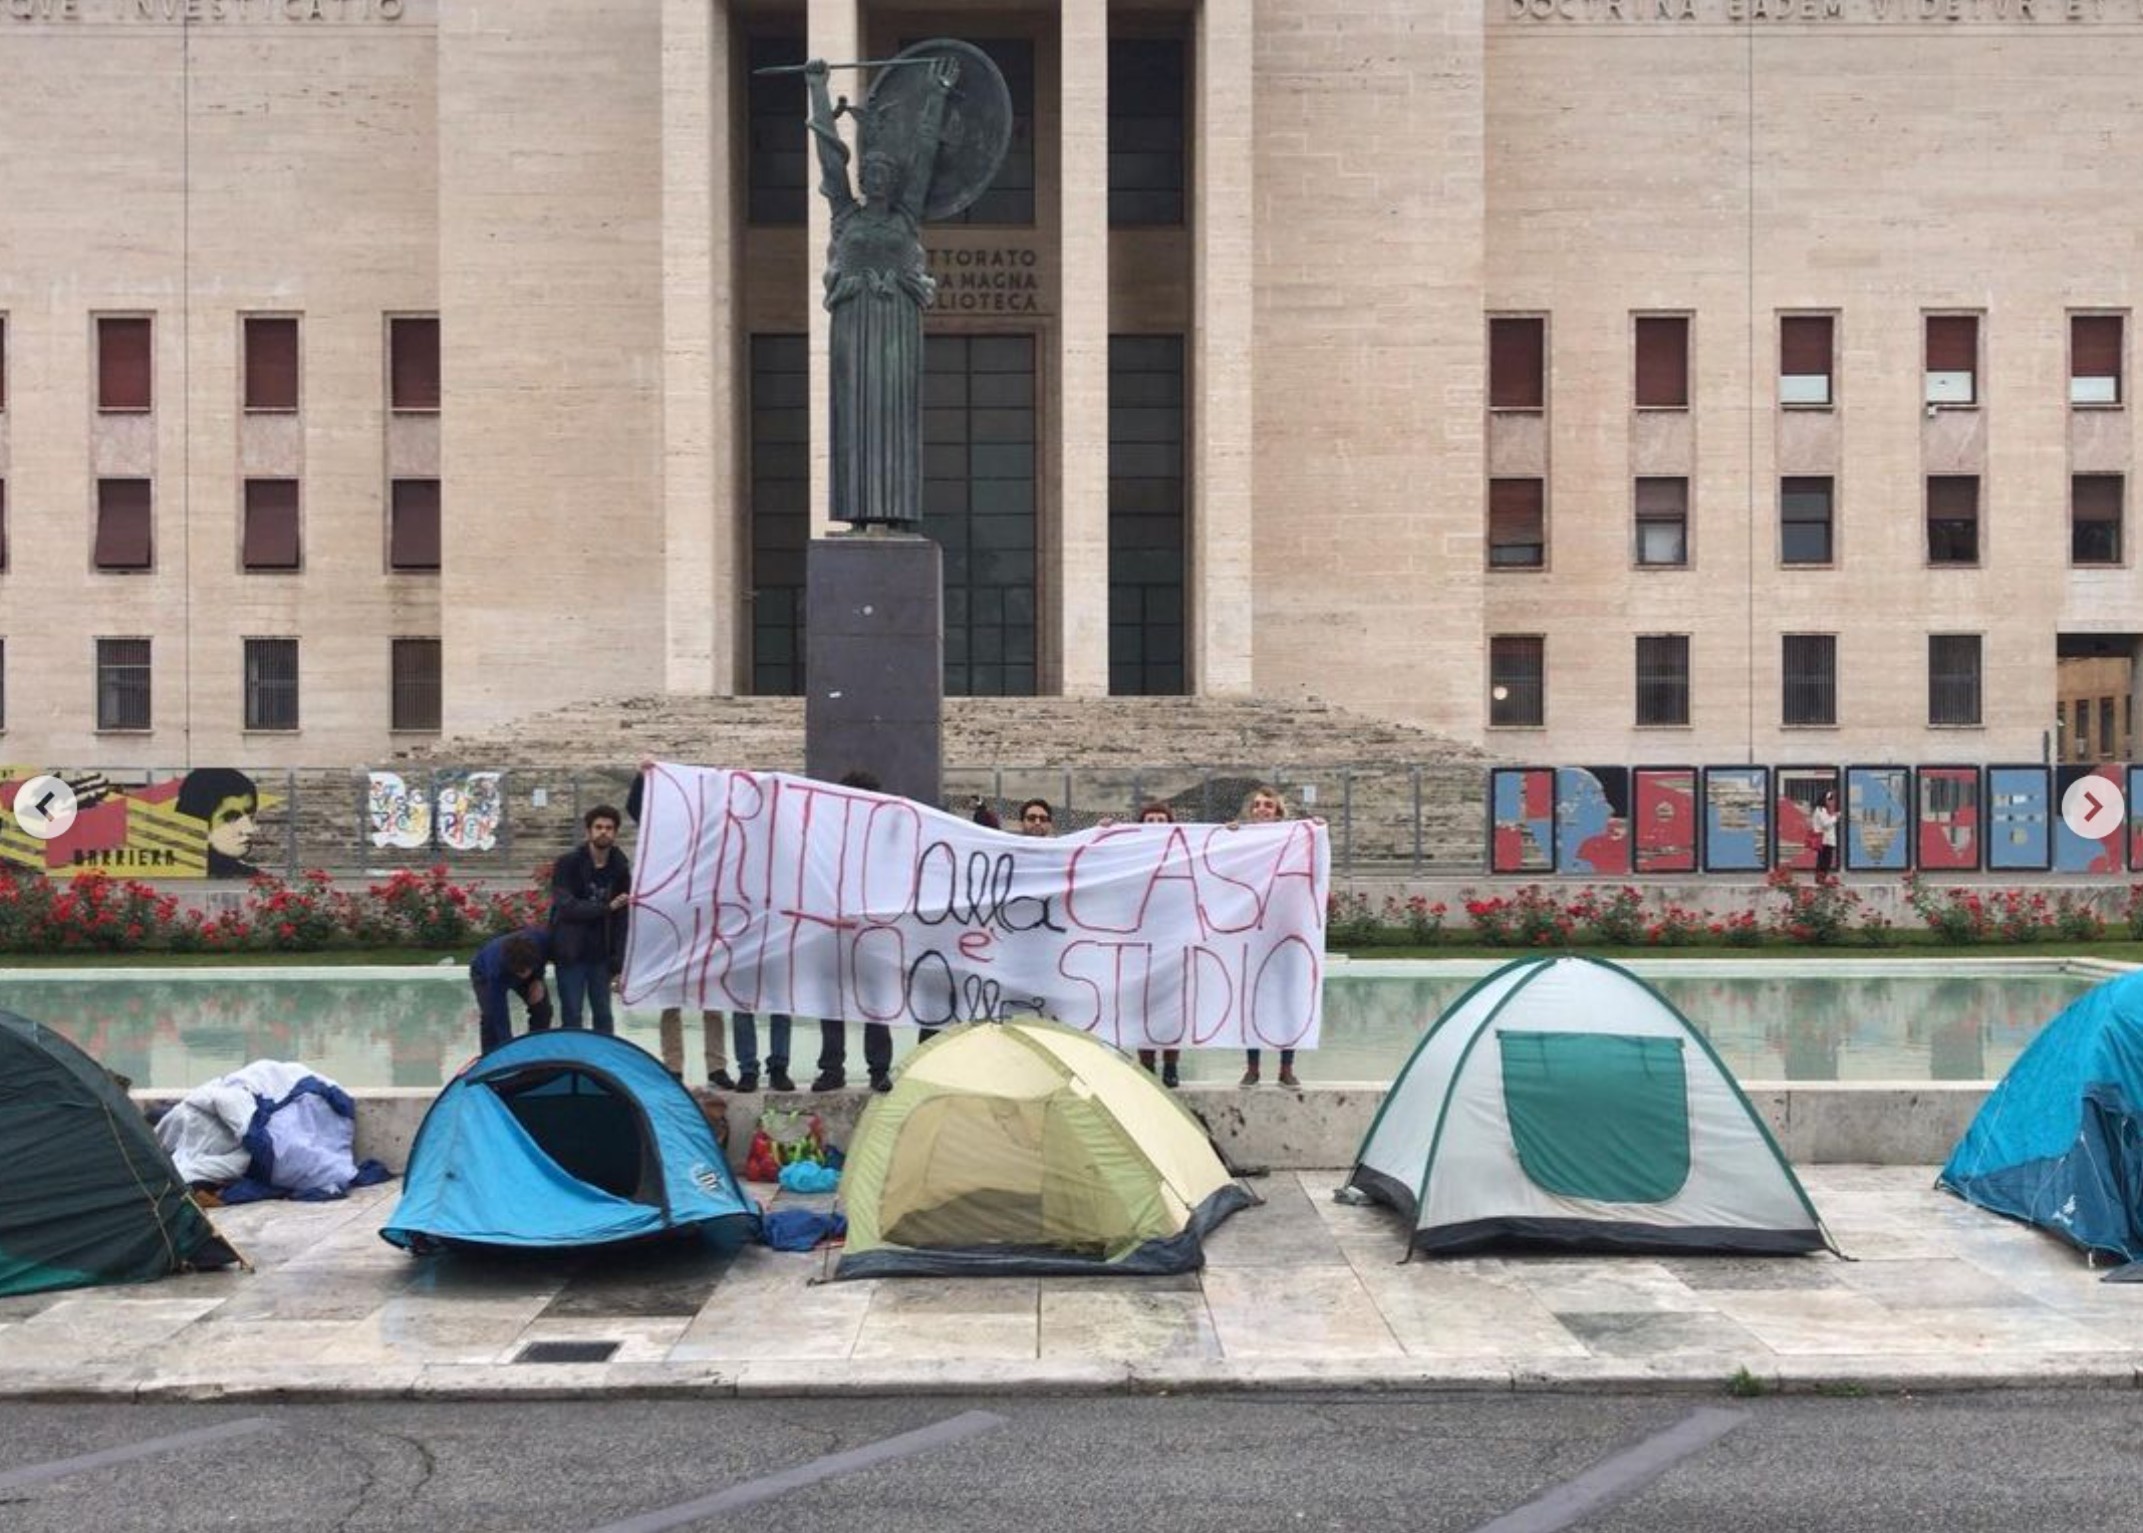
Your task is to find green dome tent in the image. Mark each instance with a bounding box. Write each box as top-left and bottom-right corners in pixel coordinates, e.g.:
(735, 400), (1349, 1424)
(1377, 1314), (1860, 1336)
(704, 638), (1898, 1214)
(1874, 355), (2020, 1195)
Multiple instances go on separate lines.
(0, 1010), (241, 1296)
(1346, 956), (1834, 1257)
(835, 1018), (1252, 1278)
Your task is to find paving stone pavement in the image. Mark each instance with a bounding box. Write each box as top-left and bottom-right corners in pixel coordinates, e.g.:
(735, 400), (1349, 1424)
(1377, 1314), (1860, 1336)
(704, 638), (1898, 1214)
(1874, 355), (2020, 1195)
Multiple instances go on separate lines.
(3, 1167), (2139, 1401)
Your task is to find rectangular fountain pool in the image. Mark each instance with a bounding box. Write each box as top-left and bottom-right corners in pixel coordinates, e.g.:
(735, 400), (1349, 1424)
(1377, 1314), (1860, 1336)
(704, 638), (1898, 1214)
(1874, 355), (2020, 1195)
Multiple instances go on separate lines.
(0, 956), (2119, 1090)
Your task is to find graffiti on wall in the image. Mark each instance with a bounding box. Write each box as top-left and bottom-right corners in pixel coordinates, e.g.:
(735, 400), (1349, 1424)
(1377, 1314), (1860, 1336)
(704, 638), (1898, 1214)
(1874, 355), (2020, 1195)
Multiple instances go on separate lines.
(367, 771), (504, 853)
(0, 768), (275, 878)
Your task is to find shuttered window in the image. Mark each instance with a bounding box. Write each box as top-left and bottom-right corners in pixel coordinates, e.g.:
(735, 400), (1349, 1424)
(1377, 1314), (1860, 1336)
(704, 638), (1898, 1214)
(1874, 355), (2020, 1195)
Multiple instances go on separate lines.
(1635, 635), (1690, 727)
(1926, 475), (1980, 565)
(1489, 317), (1545, 410)
(95, 480), (153, 570)
(391, 638), (442, 732)
(1928, 635), (1982, 727)
(1487, 478), (1545, 568)
(96, 638), (152, 731)
(244, 638), (299, 731)
(2071, 314), (2123, 405)
(1489, 636), (1545, 727)
(1634, 477), (1688, 567)
(389, 316), (440, 411)
(1779, 314), (1833, 405)
(1782, 634), (1836, 727)
(98, 316), (153, 411)
(1633, 316), (1689, 409)
(2072, 473), (2123, 564)
(389, 479), (441, 571)
(244, 317), (300, 411)
(243, 480), (301, 571)
(1924, 314), (1978, 404)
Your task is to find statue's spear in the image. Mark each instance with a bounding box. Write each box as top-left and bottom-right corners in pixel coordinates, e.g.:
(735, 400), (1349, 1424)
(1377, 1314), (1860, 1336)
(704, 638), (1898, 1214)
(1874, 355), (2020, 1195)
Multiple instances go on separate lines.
(751, 57), (938, 75)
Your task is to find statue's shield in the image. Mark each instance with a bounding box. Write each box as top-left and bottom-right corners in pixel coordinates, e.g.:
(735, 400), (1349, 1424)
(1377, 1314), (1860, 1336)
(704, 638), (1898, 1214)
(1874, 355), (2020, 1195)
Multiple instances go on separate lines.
(863, 39), (1013, 221)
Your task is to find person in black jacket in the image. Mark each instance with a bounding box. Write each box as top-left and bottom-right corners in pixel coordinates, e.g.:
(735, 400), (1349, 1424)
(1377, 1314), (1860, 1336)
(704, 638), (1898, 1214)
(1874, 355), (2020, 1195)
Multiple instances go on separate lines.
(550, 804), (631, 1033)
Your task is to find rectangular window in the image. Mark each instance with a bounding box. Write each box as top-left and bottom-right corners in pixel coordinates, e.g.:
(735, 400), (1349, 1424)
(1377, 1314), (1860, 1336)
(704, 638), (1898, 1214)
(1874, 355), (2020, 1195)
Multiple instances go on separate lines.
(1108, 334), (1186, 695)
(1926, 474), (1980, 565)
(1635, 634), (1690, 727)
(1634, 477), (1688, 567)
(1925, 313), (1979, 405)
(2101, 696), (2117, 757)
(95, 479), (153, 570)
(243, 637), (299, 731)
(1108, 39), (1186, 227)
(391, 637), (442, 732)
(924, 334), (1039, 696)
(1489, 636), (1545, 727)
(749, 334), (809, 696)
(98, 316), (153, 412)
(1782, 634), (1837, 727)
(1633, 315), (1689, 409)
(2072, 473), (2123, 564)
(2074, 699), (2090, 760)
(1779, 314), (1834, 406)
(1488, 317), (1545, 410)
(1780, 476), (1834, 565)
(243, 316), (300, 412)
(1487, 478), (1546, 568)
(745, 34), (808, 226)
(2071, 313), (2123, 406)
(243, 480), (301, 571)
(95, 637), (151, 731)
(389, 316), (440, 411)
(1928, 634), (1982, 726)
(389, 479), (441, 571)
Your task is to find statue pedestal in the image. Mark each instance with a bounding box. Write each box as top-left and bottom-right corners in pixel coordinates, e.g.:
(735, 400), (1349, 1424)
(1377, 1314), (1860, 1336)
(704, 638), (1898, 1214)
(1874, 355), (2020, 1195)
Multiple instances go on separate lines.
(804, 531), (943, 806)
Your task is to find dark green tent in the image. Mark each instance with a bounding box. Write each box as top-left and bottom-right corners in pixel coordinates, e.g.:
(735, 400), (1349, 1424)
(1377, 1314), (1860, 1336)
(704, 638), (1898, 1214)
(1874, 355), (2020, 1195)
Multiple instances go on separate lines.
(0, 1010), (240, 1296)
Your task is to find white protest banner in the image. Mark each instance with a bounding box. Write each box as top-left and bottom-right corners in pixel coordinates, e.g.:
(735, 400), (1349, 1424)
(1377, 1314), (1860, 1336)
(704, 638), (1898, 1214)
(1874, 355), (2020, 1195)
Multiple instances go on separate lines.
(620, 766), (1329, 1051)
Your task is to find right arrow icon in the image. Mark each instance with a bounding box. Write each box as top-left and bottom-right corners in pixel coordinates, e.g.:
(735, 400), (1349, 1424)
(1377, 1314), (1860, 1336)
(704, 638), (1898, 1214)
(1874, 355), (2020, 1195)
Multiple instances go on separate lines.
(2061, 776), (2127, 840)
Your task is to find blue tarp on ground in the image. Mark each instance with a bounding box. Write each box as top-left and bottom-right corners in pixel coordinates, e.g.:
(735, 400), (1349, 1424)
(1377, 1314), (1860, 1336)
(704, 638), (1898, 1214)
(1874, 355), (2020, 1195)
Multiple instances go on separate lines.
(380, 1030), (757, 1253)
(1939, 969), (2143, 1274)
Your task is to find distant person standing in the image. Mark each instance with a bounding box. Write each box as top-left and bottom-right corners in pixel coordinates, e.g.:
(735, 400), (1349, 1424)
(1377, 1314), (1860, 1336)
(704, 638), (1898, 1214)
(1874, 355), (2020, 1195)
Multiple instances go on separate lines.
(811, 770), (896, 1093)
(468, 927), (554, 1053)
(1809, 789), (1841, 882)
(1235, 785), (1302, 1090)
(1131, 800), (1184, 1089)
(550, 804), (631, 1033)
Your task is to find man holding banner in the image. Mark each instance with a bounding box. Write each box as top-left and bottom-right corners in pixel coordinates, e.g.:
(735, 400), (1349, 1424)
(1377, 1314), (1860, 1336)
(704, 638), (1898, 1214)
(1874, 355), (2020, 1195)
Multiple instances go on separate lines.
(620, 765), (1329, 1067)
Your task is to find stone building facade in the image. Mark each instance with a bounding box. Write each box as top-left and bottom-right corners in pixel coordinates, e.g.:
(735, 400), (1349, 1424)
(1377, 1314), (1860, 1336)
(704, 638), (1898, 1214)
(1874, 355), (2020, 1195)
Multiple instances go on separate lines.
(1, 0), (2139, 769)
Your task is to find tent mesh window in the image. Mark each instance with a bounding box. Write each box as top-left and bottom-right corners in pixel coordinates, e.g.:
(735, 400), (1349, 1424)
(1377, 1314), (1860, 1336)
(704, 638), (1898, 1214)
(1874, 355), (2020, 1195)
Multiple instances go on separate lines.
(1497, 1032), (1691, 1204)
(494, 1068), (657, 1203)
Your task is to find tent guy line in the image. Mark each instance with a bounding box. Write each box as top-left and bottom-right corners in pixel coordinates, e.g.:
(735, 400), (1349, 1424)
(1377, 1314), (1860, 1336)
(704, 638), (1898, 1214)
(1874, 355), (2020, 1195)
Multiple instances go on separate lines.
(0, 1417), (275, 1492)
(582, 1409), (1007, 1533)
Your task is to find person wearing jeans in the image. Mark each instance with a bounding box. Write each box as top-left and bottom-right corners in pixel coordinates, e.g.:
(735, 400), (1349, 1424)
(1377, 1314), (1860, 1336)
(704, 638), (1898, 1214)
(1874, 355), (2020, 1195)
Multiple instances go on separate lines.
(549, 804), (631, 1034)
(720, 1012), (795, 1093)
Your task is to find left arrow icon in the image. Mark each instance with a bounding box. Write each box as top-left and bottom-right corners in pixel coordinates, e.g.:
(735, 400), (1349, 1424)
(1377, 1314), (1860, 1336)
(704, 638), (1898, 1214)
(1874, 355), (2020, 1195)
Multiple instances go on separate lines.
(11, 776), (80, 840)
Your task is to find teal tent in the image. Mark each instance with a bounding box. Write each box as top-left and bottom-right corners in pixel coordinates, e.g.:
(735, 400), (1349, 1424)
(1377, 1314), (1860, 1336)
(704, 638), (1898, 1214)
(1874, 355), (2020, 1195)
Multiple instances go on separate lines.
(1939, 968), (2143, 1278)
(0, 1010), (240, 1296)
(382, 1030), (757, 1253)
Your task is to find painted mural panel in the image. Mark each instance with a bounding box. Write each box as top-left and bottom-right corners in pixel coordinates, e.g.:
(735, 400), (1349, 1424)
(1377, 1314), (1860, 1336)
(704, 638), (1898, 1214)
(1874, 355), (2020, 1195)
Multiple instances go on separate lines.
(1632, 767), (1699, 874)
(2053, 763), (2124, 874)
(0, 767), (276, 878)
(1773, 766), (1838, 872)
(1915, 766), (1981, 871)
(1985, 766), (2052, 872)
(1554, 766), (1631, 875)
(437, 773), (504, 853)
(366, 772), (433, 849)
(1701, 766), (1769, 873)
(2130, 766), (2143, 872)
(1489, 768), (1555, 873)
(1843, 766), (1912, 872)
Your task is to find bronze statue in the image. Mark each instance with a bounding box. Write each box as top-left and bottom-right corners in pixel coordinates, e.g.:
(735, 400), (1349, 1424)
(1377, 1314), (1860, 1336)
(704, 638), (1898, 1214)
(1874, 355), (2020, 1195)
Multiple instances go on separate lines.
(791, 43), (1011, 528)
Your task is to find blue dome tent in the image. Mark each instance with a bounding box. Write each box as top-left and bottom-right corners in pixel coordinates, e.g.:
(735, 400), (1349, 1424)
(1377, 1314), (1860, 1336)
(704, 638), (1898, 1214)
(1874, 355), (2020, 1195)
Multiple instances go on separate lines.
(381, 1031), (756, 1253)
(1939, 969), (2143, 1279)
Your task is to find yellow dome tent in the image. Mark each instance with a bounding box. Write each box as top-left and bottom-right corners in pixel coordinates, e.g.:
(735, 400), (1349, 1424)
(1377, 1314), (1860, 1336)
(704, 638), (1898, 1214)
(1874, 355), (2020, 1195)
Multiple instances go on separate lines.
(835, 1018), (1253, 1278)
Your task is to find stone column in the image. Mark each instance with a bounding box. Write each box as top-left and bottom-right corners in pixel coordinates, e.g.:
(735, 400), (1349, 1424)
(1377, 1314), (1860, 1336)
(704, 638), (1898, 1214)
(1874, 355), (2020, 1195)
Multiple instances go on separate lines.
(1057, 0), (1111, 696)
(805, 0), (861, 542)
(1193, 0), (1256, 696)
(661, 0), (738, 694)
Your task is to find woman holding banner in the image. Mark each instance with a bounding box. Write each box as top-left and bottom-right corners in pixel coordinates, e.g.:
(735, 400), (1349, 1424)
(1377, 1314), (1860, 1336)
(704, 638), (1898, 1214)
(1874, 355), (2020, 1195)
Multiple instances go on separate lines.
(1132, 800), (1185, 1089)
(1236, 786), (1303, 1090)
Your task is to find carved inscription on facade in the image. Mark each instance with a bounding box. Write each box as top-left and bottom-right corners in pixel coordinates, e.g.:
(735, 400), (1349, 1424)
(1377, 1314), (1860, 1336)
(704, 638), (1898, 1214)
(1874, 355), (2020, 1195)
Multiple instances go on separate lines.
(927, 247), (1046, 316)
(1503, 0), (2128, 20)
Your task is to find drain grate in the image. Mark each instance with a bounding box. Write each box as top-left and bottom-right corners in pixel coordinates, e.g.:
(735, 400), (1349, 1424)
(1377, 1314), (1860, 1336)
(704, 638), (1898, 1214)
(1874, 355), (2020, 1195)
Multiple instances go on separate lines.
(515, 1340), (621, 1365)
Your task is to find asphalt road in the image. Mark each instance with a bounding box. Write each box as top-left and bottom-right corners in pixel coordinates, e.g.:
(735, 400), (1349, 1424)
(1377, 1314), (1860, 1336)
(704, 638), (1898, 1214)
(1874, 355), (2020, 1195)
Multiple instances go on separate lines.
(0, 1390), (2136, 1533)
